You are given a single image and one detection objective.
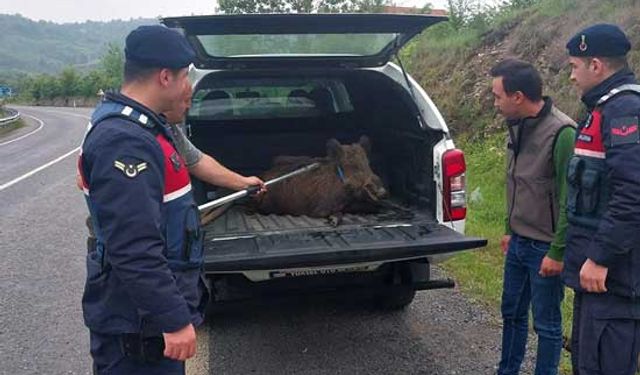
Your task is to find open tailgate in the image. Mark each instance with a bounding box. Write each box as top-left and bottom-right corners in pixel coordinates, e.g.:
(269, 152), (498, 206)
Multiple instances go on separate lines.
(202, 209), (486, 272)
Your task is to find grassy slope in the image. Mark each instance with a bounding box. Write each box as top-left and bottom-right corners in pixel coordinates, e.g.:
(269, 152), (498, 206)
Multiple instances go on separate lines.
(403, 0), (640, 373)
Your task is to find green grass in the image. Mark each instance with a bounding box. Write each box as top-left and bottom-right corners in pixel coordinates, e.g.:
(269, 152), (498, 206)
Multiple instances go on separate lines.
(0, 118), (26, 137)
(442, 133), (575, 374)
(533, 0), (578, 17)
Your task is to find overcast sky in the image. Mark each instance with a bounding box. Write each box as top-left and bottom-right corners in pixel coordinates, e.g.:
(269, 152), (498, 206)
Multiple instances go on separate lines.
(0, 0), (450, 23)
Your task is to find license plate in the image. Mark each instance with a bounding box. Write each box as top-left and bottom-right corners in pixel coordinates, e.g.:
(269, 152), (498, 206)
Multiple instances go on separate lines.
(269, 264), (376, 279)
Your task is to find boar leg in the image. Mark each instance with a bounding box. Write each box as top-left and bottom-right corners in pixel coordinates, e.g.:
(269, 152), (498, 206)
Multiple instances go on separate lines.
(327, 213), (343, 227)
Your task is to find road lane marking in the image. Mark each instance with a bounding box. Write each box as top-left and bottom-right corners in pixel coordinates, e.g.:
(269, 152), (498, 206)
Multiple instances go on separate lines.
(0, 147), (80, 192)
(0, 113), (44, 146)
(36, 109), (91, 121)
(0, 108), (92, 191)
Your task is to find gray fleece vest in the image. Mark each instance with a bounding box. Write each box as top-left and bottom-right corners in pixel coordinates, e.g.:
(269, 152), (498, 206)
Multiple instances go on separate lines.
(506, 103), (576, 242)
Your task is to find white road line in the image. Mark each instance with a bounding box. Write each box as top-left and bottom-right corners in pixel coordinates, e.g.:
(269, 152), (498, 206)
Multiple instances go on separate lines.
(0, 147), (80, 192)
(36, 109), (91, 120)
(0, 113), (44, 146)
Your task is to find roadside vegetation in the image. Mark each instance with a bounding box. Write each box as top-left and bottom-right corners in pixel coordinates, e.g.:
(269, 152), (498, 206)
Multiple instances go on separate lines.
(406, 0), (639, 373)
(0, 117), (26, 137)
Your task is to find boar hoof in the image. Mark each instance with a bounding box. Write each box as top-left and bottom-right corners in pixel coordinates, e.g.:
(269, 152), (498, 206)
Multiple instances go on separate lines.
(327, 214), (342, 227)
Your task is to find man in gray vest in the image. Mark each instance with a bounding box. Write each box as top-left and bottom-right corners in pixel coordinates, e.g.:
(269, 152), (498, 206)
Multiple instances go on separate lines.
(491, 59), (576, 375)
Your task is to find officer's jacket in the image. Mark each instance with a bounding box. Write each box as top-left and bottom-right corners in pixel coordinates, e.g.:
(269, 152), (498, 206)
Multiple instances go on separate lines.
(563, 69), (640, 300)
(78, 92), (206, 335)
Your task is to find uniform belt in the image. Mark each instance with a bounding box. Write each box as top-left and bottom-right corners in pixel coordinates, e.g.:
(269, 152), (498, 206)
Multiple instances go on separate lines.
(87, 236), (97, 254)
(120, 333), (165, 363)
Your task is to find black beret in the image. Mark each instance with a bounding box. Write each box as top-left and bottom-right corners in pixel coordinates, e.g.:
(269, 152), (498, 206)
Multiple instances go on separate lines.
(125, 25), (196, 69)
(566, 24), (631, 57)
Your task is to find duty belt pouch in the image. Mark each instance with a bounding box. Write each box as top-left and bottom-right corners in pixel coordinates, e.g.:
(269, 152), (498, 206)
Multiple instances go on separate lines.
(120, 333), (165, 364)
(182, 204), (204, 268)
(567, 156), (583, 215)
(580, 169), (600, 213)
(86, 236), (97, 254)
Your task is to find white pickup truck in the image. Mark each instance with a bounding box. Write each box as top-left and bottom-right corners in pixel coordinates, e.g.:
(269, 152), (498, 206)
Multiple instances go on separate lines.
(162, 13), (487, 310)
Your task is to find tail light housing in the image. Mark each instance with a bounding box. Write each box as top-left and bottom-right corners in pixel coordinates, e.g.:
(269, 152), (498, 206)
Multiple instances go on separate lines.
(442, 148), (466, 221)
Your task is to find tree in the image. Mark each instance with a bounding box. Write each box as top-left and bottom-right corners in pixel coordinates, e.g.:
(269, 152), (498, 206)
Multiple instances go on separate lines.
(59, 67), (80, 98)
(447, 0), (485, 29)
(508, 0), (538, 8)
(217, 0), (289, 13)
(101, 43), (124, 91)
(420, 2), (433, 14)
(78, 70), (105, 98)
(217, 0), (390, 14)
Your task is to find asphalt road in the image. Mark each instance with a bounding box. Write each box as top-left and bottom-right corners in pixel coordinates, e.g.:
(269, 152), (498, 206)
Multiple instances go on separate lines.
(0, 106), (534, 375)
(1, 106), (92, 375)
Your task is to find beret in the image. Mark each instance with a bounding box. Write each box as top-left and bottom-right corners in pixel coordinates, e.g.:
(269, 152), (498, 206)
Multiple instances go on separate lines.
(566, 24), (631, 57)
(125, 25), (196, 69)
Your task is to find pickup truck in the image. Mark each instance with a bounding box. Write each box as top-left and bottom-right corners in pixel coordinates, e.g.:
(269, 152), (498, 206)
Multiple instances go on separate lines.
(161, 13), (488, 310)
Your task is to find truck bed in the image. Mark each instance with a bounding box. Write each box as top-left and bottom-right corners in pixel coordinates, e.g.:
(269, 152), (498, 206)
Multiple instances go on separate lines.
(202, 203), (486, 272)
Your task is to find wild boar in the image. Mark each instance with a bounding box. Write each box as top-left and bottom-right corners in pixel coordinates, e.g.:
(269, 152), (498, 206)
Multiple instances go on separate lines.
(254, 136), (387, 223)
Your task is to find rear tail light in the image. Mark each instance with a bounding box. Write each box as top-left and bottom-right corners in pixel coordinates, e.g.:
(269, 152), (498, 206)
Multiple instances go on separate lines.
(442, 148), (467, 221)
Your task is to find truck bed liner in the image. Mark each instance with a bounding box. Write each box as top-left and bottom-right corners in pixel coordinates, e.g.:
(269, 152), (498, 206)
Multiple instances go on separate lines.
(202, 204), (486, 272)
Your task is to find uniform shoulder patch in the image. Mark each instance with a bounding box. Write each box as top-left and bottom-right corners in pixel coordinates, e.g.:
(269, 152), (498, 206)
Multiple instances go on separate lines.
(114, 160), (148, 178)
(610, 116), (640, 146)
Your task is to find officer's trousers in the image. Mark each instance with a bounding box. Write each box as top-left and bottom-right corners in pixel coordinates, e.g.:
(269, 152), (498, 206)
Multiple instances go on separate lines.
(571, 292), (640, 375)
(90, 331), (185, 375)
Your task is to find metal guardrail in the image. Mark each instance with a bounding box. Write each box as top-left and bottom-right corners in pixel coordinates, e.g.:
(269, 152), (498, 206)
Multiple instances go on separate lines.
(0, 108), (20, 127)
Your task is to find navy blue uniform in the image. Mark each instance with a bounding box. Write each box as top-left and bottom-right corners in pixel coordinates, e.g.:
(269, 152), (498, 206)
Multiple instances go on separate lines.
(78, 92), (207, 374)
(563, 69), (640, 375)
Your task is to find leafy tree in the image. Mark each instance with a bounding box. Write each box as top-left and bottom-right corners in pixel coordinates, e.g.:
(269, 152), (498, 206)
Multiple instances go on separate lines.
(101, 43), (124, 91)
(421, 2), (433, 14)
(508, 0), (539, 8)
(217, 0), (390, 14)
(59, 67), (80, 98)
(447, 0), (477, 30)
(78, 70), (106, 98)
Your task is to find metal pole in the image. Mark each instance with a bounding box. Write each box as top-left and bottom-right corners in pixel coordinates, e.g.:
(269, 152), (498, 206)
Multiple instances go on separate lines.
(197, 162), (320, 212)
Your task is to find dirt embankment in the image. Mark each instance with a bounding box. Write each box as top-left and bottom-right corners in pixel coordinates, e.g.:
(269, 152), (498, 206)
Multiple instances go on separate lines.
(410, 0), (640, 138)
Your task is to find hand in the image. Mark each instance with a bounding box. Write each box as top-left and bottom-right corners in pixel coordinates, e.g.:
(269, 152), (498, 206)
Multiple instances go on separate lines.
(163, 324), (196, 361)
(75, 173), (83, 191)
(501, 235), (511, 256)
(242, 176), (267, 194)
(539, 256), (563, 277)
(579, 258), (608, 293)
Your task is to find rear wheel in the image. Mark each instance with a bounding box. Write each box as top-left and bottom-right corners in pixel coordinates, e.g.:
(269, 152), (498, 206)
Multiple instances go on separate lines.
(373, 287), (416, 310)
(373, 261), (427, 310)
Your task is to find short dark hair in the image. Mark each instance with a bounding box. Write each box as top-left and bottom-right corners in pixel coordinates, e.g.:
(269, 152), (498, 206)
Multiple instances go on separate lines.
(124, 60), (159, 83)
(578, 56), (629, 71)
(490, 59), (543, 101)
(123, 61), (184, 84)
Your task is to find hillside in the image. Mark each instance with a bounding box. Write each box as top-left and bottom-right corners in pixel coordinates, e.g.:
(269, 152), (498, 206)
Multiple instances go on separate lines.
(0, 14), (156, 75)
(404, 1), (640, 372)
(408, 0), (640, 137)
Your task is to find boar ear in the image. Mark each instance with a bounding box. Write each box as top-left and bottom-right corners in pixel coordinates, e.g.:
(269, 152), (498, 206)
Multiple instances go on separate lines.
(326, 138), (343, 159)
(359, 135), (371, 155)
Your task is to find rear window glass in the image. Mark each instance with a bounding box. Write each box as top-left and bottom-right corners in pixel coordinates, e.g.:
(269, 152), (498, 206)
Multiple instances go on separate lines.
(196, 33), (398, 58)
(188, 78), (353, 120)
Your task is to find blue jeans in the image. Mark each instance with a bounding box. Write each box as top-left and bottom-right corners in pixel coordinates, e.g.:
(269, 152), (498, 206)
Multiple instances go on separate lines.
(498, 234), (565, 375)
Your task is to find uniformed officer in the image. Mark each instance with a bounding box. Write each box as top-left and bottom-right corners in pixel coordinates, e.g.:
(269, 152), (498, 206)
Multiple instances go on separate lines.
(78, 25), (207, 374)
(76, 86), (266, 192)
(563, 24), (640, 375)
